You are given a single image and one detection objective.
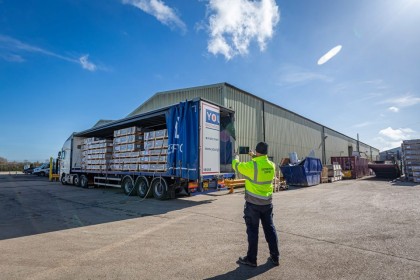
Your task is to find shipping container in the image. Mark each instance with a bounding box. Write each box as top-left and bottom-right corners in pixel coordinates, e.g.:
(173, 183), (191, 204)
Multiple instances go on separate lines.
(330, 156), (369, 179)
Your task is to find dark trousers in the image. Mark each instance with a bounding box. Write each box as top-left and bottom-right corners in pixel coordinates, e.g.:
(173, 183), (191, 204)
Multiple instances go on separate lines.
(243, 202), (280, 263)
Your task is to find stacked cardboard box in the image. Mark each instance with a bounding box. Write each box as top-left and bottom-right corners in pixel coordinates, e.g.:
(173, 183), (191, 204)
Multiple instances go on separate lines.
(111, 126), (144, 171)
(326, 162), (342, 182)
(82, 138), (113, 171)
(402, 139), (420, 183)
(140, 129), (168, 172)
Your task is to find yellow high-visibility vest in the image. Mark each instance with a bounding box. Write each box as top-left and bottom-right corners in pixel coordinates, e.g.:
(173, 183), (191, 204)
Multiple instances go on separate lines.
(232, 155), (275, 200)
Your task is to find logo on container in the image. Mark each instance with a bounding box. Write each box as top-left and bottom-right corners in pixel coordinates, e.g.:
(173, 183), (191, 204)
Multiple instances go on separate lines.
(205, 109), (220, 129)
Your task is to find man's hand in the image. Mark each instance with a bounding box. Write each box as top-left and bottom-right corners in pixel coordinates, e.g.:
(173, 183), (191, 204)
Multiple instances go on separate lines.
(248, 150), (256, 158)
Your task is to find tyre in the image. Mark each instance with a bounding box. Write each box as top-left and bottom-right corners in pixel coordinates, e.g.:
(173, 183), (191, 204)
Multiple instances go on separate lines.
(151, 177), (169, 200)
(80, 174), (89, 188)
(122, 176), (136, 195)
(73, 174), (80, 187)
(40, 171), (45, 177)
(61, 174), (67, 185)
(135, 176), (151, 198)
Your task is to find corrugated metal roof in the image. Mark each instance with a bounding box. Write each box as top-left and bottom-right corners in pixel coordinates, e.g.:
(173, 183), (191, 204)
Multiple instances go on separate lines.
(92, 119), (114, 128)
(127, 83), (226, 117)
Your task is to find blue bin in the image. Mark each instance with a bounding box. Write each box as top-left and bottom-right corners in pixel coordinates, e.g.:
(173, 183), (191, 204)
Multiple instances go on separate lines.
(280, 157), (322, 187)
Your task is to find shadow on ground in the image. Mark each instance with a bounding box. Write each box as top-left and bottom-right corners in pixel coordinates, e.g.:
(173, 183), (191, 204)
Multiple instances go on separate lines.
(0, 174), (215, 240)
(361, 176), (419, 187)
(204, 258), (276, 280)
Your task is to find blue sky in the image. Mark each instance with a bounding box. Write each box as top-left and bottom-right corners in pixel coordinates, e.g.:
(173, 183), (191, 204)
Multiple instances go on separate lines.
(1, 0), (420, 162)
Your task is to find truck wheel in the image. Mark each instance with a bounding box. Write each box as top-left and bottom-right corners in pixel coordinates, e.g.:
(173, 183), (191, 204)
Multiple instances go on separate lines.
(151, 177), (169, 200)
(73, 174), (80, 187)
(135, 176), (150, 198)
(122, 176), (136, 195)
(80, 174), (89, 188)
(61, 174), (67, 185)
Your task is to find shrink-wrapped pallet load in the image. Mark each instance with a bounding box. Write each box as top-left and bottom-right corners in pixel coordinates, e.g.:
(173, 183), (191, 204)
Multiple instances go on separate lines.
(111, 126), (144, 171)
(82, 138), (113, 171)
(402, 139), (420, 183)
(141, 129), (168, 172)
(109, 127), (169, 172)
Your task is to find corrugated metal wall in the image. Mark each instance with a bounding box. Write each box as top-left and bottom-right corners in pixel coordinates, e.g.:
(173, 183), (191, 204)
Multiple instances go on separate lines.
(127, 83), (380, 165)
(264, 102), (323, 163)
(224, 86), (263, 162)
(325, 128), (380, 163)
(325, 128), (357, 163)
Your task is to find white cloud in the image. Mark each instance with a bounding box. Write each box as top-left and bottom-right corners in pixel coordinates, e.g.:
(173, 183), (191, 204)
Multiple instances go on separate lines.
(379, 127), (415, 141)
(374, 127), (417, 151)
(381, 93), (420, 108)
(79, 55), (97, 72)
(123, 0), (186, 33)
(0, 53), (24, 62)
(373, 137), (404, 151)
(0, 34), (73, 62)
(206, 0), (280, 60)
(317, 45), (342, 65)
(388, 106), (399, 112)
(0, 34), (101, 71)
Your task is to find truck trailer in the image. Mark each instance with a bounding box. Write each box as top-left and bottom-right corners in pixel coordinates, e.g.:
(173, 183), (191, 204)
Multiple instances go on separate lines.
(59, 99), (236, 199)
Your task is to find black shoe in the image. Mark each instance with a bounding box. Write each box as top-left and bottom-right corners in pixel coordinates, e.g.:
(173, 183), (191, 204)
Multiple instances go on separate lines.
(237, 256), (257, 267)
(268, 256), (279, 266)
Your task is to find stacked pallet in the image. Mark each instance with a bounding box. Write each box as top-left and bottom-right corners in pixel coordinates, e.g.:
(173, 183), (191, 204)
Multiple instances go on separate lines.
(402, 139), (420, 183)
(139, 129), (168, 172)
(111, 126), (144, 171)
(327, 162), (342, 182)
(82, 137), (113, 171)
(321, 167), (329, 183)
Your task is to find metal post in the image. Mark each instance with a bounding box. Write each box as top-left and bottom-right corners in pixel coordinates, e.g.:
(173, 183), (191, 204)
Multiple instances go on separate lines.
(321, 127), (327, 165)
(49, 157), (53, 181)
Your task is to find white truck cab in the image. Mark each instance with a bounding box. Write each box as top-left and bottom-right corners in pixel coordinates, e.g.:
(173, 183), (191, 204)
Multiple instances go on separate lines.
(60, 134), (84, 185)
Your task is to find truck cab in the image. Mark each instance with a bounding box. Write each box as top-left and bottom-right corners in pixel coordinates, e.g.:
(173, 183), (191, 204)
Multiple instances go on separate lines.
(60, 134), (84, 185)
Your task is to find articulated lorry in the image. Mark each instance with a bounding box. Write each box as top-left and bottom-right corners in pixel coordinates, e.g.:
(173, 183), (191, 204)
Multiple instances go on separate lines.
(59, 99), (236, 199)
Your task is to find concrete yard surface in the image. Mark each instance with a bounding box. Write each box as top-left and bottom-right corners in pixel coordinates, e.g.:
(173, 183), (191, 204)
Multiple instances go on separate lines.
(0, 175), (419, 279)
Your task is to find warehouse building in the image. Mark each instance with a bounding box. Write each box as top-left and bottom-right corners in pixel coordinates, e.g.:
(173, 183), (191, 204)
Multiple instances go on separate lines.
(128, 83), (380, 165)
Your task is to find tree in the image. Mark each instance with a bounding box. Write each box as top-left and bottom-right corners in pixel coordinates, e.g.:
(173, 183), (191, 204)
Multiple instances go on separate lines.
(0, 156), (7, 164)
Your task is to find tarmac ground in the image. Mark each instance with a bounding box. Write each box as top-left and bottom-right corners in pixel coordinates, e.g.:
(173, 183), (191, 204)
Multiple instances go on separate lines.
(0, 174), (419, 279)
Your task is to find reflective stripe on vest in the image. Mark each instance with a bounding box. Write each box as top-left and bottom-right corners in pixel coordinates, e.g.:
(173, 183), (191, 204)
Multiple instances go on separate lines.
(246, 189), (272, 200)
(234, 161), (273, 185)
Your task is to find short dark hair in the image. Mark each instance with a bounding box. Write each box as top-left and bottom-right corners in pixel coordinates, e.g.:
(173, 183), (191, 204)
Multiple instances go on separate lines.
(255, 142), (268, 155)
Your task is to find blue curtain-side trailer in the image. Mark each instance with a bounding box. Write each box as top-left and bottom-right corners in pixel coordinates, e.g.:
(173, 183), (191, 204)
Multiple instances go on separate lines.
(59, 98), (236, 200)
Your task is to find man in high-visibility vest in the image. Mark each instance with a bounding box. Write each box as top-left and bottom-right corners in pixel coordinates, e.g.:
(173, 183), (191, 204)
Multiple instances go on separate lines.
(232, 142), (280, 267)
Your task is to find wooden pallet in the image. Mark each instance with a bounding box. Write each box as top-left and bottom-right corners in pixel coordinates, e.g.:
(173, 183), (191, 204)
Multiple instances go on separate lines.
(328, 176), (342, 182)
